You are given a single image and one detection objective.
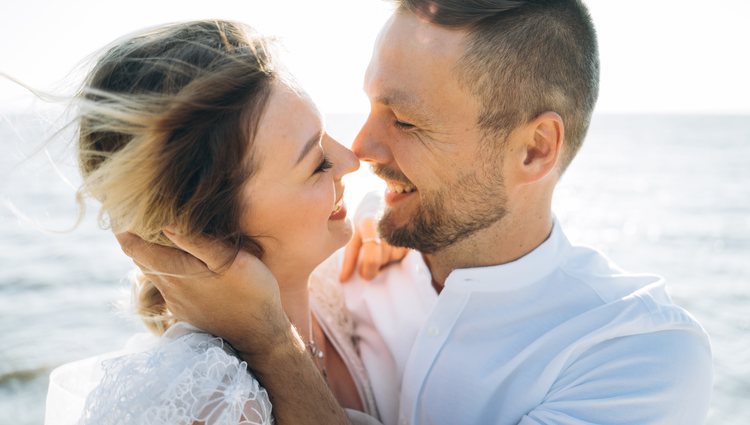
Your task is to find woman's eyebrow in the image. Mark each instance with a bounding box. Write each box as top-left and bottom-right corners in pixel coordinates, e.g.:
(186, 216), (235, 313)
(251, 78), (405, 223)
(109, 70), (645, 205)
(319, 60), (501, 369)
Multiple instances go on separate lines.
(295, 128), (324, 166)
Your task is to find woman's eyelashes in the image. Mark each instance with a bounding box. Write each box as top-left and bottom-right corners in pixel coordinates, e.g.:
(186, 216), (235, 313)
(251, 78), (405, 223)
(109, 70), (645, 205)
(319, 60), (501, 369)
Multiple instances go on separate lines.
(314, 156), (333, 174)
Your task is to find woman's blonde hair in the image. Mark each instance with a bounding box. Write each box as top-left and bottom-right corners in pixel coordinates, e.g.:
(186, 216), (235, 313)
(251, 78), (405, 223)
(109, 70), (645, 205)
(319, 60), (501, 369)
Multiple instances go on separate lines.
(76, 20), (277, 334)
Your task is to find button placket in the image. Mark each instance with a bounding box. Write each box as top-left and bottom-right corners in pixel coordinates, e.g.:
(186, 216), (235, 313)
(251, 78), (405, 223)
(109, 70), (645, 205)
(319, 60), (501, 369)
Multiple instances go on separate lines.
(400, 289), (471, 425)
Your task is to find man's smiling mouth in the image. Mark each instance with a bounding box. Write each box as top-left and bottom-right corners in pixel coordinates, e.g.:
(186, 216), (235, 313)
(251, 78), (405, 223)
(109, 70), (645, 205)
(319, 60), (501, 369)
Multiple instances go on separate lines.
(386, 181), (417, 194)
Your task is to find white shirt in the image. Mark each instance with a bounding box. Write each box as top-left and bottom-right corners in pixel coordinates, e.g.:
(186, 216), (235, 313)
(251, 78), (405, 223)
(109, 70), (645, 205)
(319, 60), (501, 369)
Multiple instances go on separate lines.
(344, 219), (712, 425)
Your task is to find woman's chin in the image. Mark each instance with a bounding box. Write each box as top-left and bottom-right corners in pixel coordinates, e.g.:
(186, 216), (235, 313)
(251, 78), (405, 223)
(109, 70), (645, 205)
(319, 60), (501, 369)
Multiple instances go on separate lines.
(338, 217), (355, 246)
(328, 214), (353, 243)
(317, 221), (353, 265)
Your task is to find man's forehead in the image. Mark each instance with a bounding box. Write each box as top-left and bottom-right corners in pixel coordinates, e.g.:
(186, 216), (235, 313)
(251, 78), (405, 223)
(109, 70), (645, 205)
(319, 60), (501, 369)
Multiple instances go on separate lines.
(367, 12), (467, 91)
(372, 87), (432, 120)
(375, 89), (420, 108)
(378, 11), (467, 57)
(363, 12), (476, 119)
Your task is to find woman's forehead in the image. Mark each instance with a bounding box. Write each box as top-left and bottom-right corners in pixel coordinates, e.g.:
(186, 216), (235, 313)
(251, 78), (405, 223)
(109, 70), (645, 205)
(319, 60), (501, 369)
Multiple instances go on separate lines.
(251, 82), (324, 176)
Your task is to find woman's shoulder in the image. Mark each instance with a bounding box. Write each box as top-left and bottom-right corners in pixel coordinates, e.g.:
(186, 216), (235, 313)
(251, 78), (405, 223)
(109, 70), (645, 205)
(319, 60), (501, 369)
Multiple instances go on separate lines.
(50, 323), (273, 425)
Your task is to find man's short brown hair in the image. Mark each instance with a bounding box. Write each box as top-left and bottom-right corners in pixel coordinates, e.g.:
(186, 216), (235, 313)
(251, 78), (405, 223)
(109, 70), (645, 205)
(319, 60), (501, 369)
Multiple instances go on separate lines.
(395, 0), (600, 171)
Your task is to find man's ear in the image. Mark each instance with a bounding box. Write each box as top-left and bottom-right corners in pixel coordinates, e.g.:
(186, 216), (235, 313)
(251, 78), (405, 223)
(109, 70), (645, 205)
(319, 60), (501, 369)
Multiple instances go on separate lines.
(518, 111), (564, 184)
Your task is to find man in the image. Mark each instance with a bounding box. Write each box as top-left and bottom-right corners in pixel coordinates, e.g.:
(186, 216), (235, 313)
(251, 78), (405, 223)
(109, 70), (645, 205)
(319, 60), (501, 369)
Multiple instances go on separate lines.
(121, 1), (712, 424)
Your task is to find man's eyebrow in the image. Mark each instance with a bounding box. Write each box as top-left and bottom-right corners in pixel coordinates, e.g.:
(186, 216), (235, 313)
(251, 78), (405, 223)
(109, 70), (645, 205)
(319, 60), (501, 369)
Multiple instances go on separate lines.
(376, 90), (431, 124)
(296, 128), (324, 166)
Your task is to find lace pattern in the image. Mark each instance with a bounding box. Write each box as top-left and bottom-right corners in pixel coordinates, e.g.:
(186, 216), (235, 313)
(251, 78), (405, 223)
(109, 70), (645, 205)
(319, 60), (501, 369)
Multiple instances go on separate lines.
(78, 324), (273, 425)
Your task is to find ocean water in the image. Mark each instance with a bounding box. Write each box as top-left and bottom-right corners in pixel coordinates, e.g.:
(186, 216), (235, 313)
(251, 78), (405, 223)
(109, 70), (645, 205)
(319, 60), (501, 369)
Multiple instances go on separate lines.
(1, 112), (748, 424)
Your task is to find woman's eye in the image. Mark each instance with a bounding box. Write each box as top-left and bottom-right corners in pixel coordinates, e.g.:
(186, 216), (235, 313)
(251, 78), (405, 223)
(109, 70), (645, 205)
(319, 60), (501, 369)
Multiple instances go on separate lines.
(394, 120), (415, 130)
(314, 157), (333, 174)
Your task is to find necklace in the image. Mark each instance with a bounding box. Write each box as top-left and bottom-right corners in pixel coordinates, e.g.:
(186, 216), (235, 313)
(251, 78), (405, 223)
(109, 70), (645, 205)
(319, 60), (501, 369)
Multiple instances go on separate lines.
(307, 313), (328, 381)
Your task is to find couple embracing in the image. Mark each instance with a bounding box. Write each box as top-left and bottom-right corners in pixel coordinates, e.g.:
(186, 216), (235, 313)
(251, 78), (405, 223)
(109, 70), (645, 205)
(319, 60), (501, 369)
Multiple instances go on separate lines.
(45, 1), (712, 424)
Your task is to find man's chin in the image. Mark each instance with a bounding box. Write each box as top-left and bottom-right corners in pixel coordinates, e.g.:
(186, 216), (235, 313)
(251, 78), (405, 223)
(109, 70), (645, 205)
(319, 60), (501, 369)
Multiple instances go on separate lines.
(378, 211), (408, 244)
(378, 210), (424, 250)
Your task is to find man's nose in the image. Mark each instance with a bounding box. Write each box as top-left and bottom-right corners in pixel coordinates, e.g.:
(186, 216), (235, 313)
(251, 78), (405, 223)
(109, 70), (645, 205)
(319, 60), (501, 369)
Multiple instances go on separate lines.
(352, 115), (391, 164)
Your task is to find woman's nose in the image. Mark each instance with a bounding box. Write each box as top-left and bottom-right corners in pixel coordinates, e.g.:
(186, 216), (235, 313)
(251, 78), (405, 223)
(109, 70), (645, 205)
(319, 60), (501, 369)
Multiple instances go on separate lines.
(328, 136), (360, 178)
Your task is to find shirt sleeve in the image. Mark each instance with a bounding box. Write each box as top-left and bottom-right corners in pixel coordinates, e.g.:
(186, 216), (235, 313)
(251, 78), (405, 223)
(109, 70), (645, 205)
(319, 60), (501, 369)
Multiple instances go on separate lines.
(518, 329), (712, 425)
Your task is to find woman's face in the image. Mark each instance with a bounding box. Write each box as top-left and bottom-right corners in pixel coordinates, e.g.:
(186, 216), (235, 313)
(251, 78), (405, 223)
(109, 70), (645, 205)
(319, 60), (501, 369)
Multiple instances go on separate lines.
(240, 82), (360, 281)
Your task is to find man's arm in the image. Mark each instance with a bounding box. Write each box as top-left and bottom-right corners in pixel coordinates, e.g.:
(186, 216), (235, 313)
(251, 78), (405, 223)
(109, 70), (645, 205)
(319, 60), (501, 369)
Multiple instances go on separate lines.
(518, 330), (712, 425)
(117, 232), (349, 425)
(244, 321), (349, 425)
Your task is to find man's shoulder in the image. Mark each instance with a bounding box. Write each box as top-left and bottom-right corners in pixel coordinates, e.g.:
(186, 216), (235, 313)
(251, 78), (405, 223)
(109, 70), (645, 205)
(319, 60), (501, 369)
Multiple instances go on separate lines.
(550, 249), (710, 372)
(542, 302), (713, 424)
(534, 246), (713, 424)
(540, 243), (709, 352)
(556, 242), (667, 304)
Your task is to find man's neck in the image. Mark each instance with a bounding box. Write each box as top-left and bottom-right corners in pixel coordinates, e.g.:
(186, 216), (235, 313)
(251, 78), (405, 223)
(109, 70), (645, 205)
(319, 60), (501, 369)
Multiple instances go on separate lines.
(424, 209), (554, 289)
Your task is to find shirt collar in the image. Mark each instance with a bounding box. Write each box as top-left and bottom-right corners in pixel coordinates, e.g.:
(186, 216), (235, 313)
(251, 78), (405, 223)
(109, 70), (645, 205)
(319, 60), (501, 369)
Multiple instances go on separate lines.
(443, 218), (570, 293)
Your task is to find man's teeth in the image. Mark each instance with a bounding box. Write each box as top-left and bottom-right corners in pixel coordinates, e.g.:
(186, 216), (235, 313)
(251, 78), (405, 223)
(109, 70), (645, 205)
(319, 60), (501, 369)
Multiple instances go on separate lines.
(387, 182), (417, 194)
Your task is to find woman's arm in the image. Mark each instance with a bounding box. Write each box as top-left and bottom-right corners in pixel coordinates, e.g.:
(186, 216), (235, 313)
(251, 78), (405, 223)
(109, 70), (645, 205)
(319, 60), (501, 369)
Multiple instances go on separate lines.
(69, 325), (277, 425)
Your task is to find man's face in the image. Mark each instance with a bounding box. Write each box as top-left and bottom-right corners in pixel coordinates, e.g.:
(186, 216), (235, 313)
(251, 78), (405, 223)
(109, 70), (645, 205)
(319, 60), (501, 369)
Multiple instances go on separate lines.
(353, 11), (509, 253)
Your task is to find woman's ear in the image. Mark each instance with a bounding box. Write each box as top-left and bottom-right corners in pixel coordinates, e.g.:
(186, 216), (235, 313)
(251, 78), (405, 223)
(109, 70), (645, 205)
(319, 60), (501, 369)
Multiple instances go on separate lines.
(519, 111), (564, 184)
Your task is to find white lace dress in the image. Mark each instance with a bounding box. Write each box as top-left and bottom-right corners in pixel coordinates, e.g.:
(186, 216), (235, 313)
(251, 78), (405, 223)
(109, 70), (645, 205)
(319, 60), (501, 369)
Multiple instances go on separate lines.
(45, 259), (381, 425)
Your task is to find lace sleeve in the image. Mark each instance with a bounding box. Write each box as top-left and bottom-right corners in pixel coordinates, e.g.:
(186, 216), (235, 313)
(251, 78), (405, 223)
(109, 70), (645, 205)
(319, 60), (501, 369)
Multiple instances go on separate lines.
(78, 329), (273, 425)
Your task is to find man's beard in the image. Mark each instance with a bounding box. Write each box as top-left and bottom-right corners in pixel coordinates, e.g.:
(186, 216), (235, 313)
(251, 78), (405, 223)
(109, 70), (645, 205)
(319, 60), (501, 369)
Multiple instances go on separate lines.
(375, 164), (508, 254)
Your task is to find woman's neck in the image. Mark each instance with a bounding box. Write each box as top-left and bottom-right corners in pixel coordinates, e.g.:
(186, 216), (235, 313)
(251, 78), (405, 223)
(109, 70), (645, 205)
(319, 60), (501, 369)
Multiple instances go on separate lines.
(264, 254), (319, 344)
(278, 277), (313, 344)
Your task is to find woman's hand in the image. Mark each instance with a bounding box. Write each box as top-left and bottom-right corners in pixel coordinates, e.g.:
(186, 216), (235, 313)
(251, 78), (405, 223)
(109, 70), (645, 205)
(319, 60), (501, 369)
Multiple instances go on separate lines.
(116, 231), (290, 357)
(338, 216), (410, 282)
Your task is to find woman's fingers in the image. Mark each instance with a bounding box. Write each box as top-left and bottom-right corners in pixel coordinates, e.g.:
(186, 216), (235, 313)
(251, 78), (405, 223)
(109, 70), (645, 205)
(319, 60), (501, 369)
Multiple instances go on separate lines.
(358, 238), (383, 280)
(390, 246), (409, 264)
(355, 216), (383, 280)
(340, 211), (410, 282)
(339, 232), (384, 282)
(339, 233), (362, 282)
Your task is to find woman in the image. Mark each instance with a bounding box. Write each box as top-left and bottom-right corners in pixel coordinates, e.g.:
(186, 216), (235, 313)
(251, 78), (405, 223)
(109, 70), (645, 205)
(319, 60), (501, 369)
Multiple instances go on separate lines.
(45, 20), (400, 425)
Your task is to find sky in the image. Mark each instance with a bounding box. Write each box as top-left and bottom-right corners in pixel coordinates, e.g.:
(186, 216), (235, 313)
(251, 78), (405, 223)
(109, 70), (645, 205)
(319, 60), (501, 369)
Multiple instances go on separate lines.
(1, 0), (748, 115)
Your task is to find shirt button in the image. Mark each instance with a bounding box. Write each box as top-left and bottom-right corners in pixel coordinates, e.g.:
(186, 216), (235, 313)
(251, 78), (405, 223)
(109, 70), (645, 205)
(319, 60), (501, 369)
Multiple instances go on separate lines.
(427, 326), (440, 336)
